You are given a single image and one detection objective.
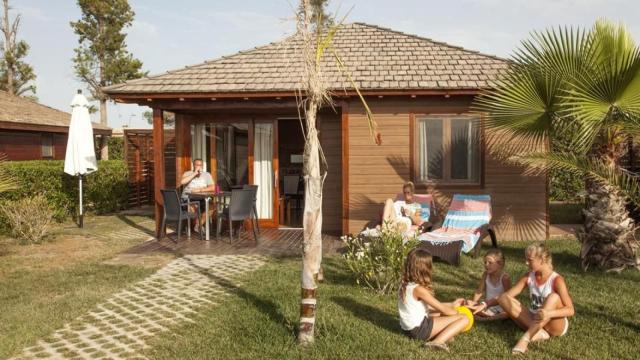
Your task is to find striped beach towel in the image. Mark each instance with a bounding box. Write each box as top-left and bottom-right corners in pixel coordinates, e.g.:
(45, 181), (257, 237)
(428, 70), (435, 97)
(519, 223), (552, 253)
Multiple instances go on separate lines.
(418, 194), (492, 253)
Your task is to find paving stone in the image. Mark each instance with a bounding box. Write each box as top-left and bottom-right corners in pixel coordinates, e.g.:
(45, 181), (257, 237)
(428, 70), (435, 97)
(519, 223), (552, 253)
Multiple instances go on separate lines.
(11, 254), (266, 360)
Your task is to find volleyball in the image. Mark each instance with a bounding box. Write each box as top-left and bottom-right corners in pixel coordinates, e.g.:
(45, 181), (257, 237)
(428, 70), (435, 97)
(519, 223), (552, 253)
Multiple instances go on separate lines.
(455, 306), (474, 332)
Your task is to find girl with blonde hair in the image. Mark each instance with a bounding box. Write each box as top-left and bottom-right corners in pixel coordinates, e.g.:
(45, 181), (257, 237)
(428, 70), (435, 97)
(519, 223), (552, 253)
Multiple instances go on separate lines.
(497, 243), (575, 355)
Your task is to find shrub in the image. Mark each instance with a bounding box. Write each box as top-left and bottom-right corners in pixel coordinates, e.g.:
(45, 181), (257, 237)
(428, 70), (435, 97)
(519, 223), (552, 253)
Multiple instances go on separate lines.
(0, 194), (54, 244)
(107, 136), (124, 160)
(0, 160), (129, 223)
(342, 228), (418, 294)
(550, 167), (584, 202)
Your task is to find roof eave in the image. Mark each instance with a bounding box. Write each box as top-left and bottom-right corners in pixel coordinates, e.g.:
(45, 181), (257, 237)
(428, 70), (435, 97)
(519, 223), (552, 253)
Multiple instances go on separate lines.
(106, 88), (485, 104)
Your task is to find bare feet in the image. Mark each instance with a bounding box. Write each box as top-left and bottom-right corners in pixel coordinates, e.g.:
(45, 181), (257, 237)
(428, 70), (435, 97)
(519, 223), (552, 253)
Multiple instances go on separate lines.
(511, 336), (530, 355)
(531, 329), (550, 342)
(424, 342), (450, 352)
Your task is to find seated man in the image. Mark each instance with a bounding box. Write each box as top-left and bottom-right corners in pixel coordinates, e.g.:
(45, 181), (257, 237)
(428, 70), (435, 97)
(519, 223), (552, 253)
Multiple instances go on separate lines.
(181, 158), (216, 227)
(381, 181), (425, 233)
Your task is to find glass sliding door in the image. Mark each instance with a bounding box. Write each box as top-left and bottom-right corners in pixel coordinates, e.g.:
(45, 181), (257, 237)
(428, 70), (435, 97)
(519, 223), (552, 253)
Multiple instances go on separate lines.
(214, 123), (249, 190)
(189, 119), (278, 225)
(253, 123), (273, 219)
(190, 122), (249, 190)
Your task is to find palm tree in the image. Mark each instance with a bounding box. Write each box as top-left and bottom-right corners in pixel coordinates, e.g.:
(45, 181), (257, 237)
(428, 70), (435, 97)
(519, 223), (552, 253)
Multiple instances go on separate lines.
(475, 20), (640, 272)
(295, 0), (379, 345)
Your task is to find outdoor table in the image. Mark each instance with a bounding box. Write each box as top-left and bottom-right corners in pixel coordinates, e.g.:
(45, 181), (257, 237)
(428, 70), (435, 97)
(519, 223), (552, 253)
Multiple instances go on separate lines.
(186, 191), (232, 240)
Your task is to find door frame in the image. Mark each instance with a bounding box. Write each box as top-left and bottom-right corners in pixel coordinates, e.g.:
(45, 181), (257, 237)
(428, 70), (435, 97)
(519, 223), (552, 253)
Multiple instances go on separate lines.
(251, 117), (280, 228)
(184, 115), (281, 228)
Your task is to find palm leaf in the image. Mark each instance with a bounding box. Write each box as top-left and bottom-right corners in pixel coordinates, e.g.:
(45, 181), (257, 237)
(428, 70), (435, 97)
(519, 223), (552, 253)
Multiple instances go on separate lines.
(513, 152), (640, 206)
(0, 154), (16, 193)
(333, 49), (380, 144)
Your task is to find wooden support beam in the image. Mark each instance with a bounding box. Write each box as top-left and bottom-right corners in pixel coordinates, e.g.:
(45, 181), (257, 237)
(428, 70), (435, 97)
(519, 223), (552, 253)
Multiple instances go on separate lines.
(341, 102), (349, 235)
(153, 108), (166, 238)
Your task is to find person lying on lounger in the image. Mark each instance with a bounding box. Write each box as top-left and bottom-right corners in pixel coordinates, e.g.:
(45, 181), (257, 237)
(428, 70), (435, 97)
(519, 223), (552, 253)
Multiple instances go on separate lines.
(381, 181), (426, 233)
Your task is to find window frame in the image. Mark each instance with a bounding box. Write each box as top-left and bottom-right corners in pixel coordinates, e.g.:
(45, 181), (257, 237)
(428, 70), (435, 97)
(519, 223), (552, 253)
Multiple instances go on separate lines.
(41, 133), (54, 159)
(411, 113), (484, 187)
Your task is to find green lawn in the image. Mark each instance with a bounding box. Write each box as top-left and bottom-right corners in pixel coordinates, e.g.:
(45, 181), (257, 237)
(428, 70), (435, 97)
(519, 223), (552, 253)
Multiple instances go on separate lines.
(0, 214), (165, 359)
(144, 240), (639, 360)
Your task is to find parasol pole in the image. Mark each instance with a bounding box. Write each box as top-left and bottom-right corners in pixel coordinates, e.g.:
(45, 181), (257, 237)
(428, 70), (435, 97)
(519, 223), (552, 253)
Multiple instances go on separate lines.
(79, 174), (83, 228)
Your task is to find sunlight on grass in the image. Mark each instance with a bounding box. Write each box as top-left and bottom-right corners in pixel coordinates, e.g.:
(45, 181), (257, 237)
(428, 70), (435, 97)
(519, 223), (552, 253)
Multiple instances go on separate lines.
(0, 214), (159, 359)
(145, 240), (639, 360)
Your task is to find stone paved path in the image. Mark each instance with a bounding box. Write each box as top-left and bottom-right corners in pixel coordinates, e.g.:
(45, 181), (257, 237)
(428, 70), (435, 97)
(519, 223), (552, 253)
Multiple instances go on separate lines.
(12, 254), (266, 360)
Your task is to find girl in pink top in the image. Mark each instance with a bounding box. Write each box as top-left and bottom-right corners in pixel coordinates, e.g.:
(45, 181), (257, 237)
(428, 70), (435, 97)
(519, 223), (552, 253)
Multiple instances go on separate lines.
(497, 243), (575, 355)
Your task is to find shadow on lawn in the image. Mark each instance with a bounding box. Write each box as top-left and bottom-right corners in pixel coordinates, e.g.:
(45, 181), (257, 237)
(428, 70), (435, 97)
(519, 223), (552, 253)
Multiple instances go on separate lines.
(331, 296), (399, 335)
(182, 257), (295, 334)
(116, 214), (156, 237)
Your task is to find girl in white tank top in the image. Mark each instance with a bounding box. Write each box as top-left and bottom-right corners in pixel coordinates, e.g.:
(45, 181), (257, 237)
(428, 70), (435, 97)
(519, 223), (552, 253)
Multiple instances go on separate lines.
(467, 249), (511, 320)
(398, 248), (472, 352)
(527, 271), (559, 311)
(497, 244), (575, 356)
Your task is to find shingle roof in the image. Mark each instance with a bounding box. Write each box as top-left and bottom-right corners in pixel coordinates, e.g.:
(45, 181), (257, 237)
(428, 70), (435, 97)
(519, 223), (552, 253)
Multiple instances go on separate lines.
(104, 22), (508, 96)
(0, 91), (111, 132)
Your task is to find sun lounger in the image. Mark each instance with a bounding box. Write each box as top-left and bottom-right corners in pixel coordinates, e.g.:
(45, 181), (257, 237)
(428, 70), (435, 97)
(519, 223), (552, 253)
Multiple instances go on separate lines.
(418, 194), (497, 265)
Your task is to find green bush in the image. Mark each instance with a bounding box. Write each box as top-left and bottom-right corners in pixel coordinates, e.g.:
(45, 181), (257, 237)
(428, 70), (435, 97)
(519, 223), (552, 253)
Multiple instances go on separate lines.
(342, 228), (418, 294)
(550, 167), (584, 202)
(0, 160), (129, 223)
(107, 136), (124, 160)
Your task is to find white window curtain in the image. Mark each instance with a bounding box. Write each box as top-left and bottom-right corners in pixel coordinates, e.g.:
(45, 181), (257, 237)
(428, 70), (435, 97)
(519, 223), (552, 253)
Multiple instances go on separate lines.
(253, 123), (273, 218)
(191, 123), (208, 171)
(418, 120), (427, 181)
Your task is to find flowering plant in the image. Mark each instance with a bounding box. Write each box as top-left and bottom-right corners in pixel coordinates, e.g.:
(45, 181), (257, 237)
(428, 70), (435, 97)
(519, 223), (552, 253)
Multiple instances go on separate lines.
(342, 225), (418, 294)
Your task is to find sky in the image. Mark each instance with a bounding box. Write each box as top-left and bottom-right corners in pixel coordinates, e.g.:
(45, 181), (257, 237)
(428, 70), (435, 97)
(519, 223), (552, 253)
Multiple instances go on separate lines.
(11, 0), (640, 129)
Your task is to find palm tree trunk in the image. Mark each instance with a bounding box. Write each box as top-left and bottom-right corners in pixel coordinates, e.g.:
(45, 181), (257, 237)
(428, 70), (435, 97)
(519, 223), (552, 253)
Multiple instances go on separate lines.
(298, 101), (324, 345)
(578, 180), (639, 272)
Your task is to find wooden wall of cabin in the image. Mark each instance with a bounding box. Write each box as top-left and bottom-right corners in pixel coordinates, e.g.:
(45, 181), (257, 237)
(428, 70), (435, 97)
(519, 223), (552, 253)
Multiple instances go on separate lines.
(0, 130), (67, 160)
(319, 110), (342, 235)
(346, 96), (548, 241)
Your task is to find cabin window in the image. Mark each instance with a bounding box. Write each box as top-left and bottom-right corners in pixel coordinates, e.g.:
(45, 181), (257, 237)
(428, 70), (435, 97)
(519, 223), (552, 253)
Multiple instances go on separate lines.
(414, 115), (481, 185)
(41, 134), (53, 159)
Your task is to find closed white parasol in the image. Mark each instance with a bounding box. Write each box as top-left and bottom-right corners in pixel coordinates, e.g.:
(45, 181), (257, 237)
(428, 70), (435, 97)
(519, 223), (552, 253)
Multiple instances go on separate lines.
(64, 90), (97, 228)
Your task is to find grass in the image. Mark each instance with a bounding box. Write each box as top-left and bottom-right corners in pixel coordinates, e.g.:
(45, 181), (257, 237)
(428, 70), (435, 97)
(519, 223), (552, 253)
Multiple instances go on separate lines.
(0, 214), (166, 359)
(144, 239), (640, 360)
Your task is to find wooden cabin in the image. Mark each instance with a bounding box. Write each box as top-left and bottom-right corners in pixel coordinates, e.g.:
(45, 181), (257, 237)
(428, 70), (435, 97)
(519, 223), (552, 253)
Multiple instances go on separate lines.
(104, 23), (548, 240)
(0, 90), (112, 160)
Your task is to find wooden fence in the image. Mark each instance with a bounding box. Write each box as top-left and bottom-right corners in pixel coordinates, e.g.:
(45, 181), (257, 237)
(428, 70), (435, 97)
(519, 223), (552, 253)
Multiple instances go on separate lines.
(123, 129), (177, 208)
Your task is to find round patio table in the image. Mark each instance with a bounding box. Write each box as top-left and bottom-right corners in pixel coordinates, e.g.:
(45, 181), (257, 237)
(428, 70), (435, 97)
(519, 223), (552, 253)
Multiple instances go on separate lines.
(186, 191), (231, 240)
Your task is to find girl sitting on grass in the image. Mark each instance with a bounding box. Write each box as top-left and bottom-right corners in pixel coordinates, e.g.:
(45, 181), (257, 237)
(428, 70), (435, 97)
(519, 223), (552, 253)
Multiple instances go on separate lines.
(498, 243), (575, 355)
(398, 248), (470, 352)
(467, 249), (511, 321)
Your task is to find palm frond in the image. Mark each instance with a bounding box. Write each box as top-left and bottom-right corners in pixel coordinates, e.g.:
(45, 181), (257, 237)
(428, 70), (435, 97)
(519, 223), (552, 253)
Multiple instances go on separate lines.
(333, 49), (380, 144)
(473, 66), (559, 151)
(513, 152), (640, 205)
(0, 154), (16, 193)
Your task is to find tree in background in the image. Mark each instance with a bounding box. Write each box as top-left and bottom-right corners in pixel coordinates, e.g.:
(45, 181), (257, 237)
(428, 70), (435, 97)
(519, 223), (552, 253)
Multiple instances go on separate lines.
(476, 20), (640, 272)
(0, 0), (36, 97)
(307, 0), (333, 30)
(70, 0), (146, 159)
(142, 110), (175, 127)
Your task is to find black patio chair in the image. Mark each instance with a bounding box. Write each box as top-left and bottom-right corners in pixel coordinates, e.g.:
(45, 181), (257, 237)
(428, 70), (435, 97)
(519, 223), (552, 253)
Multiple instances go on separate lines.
(243, 184), (260, 234)
(160, 189), (203, 242)
(217, 188), (257, 243)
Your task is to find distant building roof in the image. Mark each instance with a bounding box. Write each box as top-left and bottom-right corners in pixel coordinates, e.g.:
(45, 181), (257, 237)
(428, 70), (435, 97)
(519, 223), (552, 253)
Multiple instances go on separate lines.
(104, 22), (509, 97)
(0, 90), (111, 135)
